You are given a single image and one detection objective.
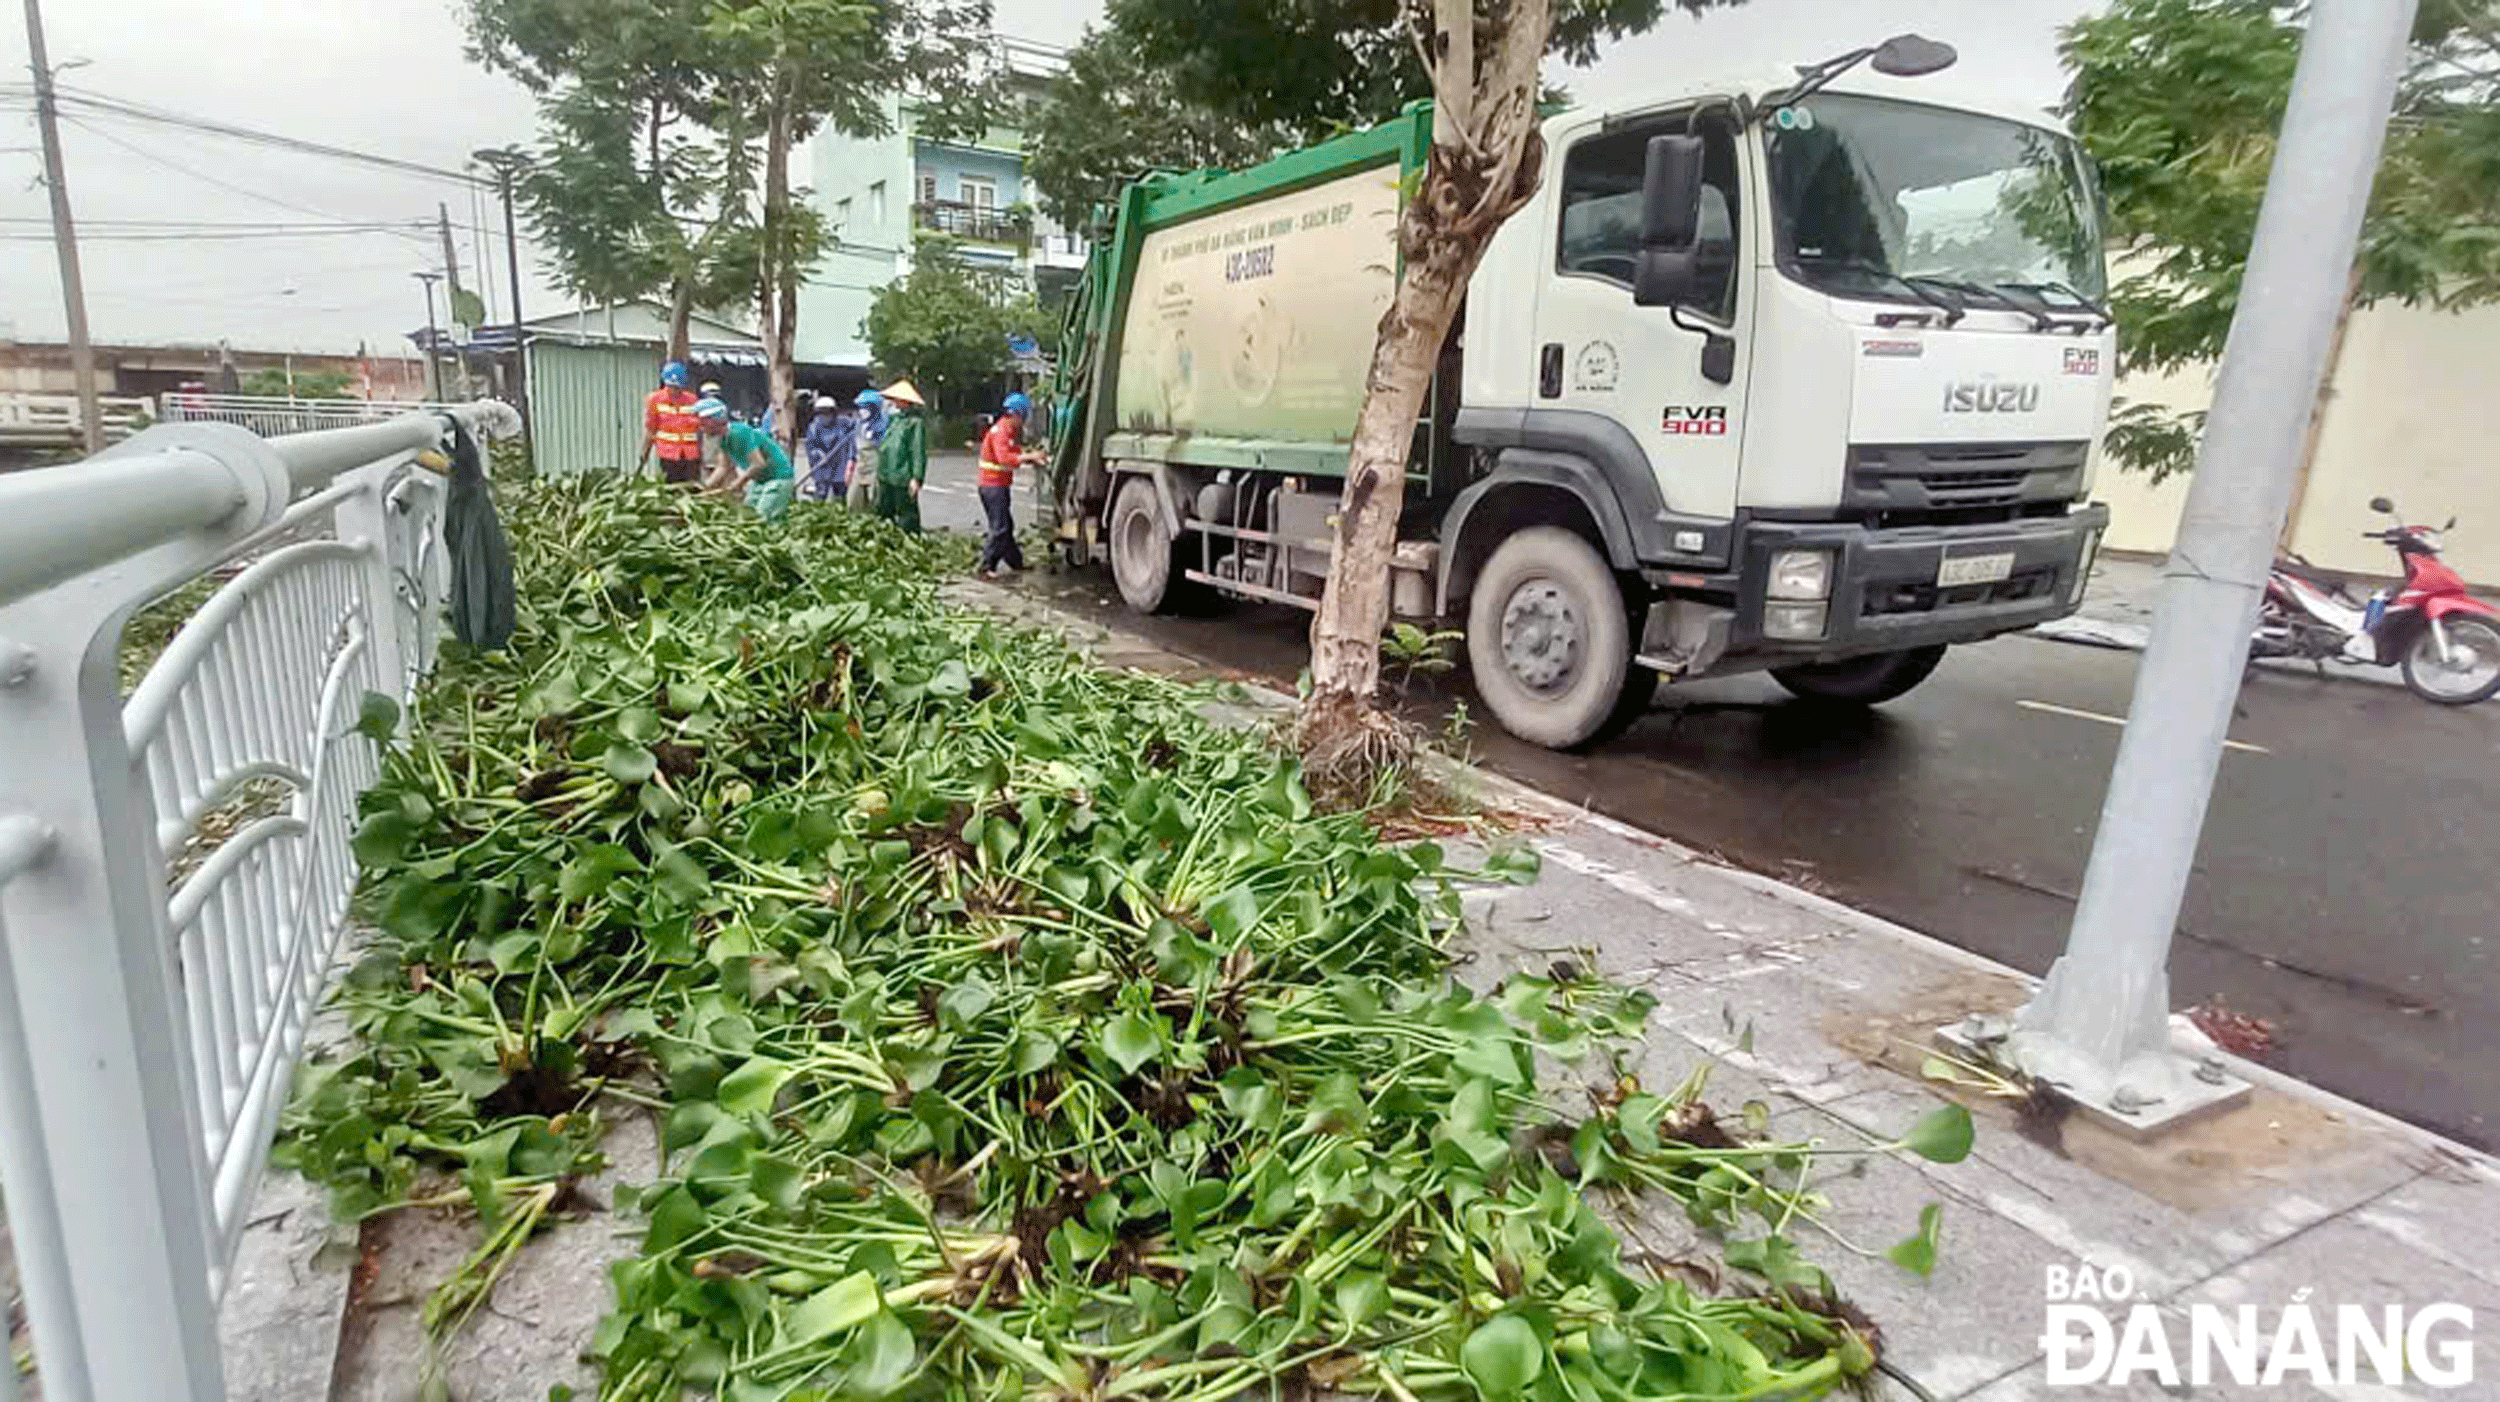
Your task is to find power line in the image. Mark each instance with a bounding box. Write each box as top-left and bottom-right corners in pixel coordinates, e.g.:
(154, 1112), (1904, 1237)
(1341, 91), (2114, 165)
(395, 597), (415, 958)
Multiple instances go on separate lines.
(26, 82), (484, 186)
(58, 115), (439, 246)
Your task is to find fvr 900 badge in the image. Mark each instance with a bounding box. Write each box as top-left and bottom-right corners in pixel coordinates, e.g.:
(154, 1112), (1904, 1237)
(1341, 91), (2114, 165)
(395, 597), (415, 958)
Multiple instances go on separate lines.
(1663, 405), (1729, 436)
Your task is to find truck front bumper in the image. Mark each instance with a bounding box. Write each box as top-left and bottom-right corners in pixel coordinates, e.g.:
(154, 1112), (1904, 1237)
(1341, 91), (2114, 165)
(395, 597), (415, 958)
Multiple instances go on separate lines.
(1678, 505), (2110, 661)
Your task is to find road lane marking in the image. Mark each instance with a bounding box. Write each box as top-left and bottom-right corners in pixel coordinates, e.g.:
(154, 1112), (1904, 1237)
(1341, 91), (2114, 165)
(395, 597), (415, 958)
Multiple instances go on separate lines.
(2015, 698), (2271, 754)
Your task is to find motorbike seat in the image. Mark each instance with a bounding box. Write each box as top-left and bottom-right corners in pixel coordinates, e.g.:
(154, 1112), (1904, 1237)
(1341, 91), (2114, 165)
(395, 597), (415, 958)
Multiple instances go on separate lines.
(2275, 555), (2364, 602)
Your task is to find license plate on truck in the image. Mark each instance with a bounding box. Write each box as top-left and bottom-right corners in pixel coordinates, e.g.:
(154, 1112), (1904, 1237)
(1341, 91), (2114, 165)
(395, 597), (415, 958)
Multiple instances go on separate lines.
(1936, 551), (2016, 588)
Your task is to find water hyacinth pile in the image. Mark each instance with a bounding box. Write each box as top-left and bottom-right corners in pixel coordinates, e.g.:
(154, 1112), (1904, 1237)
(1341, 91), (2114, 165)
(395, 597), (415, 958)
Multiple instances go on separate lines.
(281, 480), (1971, 1401)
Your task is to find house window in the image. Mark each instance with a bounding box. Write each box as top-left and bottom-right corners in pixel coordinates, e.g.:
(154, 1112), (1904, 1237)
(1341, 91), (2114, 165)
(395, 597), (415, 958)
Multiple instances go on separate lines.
(917, 172), (937, 205)
(869, 181), (886, 224)
(959, 175), (996, 209)
(834, 197), (851, 230)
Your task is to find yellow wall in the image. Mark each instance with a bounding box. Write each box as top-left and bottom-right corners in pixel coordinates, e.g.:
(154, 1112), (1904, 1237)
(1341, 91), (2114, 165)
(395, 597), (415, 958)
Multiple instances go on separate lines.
(2095, 296), (2500, 584)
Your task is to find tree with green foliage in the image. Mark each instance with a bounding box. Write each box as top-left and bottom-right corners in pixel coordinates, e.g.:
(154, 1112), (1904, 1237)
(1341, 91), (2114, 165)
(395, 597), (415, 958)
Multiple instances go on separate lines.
(2064, 0), (2500, 482)
(862, 236), (1021, 414)
(1022, 26), (1297, 231)
(706, 0), (998, 442)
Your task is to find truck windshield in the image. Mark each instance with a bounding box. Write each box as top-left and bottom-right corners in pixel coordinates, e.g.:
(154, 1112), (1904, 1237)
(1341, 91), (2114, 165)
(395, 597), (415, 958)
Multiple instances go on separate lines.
(1764, 93), (2105, 312)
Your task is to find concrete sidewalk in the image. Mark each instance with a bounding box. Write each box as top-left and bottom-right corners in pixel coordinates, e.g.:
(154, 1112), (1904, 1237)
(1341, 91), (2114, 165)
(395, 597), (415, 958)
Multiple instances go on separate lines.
(218, 581), (2500, 1401)
(2035, 553), (2410, 688)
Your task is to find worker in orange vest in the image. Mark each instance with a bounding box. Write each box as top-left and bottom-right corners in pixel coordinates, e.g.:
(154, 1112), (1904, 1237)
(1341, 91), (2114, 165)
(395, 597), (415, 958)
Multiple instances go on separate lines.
(976, 392), (1048, 578)
(637, 360), (703, 483)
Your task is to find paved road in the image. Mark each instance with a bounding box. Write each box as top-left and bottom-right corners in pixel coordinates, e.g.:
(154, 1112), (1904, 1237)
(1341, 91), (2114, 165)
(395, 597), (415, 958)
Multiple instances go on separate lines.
(998, 565), (2500, 1148)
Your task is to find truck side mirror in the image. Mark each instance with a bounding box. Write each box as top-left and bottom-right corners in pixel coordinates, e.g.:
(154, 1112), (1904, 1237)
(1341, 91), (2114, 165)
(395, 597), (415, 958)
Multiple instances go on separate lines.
(2369, 496), (2395, 514)
(1634, 135), (1705, 309)
(1639, 134), (1705, 249)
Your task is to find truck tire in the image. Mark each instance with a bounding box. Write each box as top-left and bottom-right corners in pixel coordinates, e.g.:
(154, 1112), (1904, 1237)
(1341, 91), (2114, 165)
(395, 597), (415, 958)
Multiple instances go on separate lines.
(1770, 645), (1948, 705)
(1109, 475), (1179, 613)
(1465, 527), (1638, 749)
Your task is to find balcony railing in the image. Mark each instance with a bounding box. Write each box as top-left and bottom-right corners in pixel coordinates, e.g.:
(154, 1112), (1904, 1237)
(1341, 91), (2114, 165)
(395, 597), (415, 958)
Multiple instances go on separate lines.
(913, 199), (1030, 246)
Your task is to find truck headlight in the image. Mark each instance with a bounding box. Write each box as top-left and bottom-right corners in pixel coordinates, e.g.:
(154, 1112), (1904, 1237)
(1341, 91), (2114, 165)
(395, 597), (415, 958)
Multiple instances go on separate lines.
(1768, 549), (1834, 601)
(1763, 601), (1829, 640)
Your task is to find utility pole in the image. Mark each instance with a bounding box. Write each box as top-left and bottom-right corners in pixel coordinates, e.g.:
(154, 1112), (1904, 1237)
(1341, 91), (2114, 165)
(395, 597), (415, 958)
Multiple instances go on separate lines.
(436, 203), (468, 397)
(1988, 0), (2418, 1133)
(474, 147), (534, 465)
(413, 271), (444, 401)
(23, 0), (102, 453)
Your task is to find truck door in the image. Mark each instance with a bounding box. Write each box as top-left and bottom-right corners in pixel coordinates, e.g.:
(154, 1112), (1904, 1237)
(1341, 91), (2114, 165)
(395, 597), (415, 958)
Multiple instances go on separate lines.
(1537, 106), (1751, 538)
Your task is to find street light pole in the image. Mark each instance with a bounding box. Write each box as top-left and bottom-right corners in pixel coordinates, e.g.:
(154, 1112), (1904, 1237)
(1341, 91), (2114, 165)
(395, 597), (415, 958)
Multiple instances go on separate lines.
(1989, 0), (2419, 1133)
(474, 147), (534, 465)
(413, 271), (444, 401)
(23, 0), (102, 453)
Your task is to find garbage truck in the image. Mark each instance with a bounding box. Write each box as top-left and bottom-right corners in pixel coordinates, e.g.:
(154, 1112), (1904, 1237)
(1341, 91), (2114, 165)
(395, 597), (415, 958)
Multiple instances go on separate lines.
(1044, 35), (2115, 749)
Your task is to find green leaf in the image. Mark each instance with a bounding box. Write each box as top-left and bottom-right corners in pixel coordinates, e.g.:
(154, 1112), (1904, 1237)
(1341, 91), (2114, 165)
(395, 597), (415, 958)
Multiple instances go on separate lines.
(1302, 1070), (1369, 1136)
(602, 743), (657, 784)
(1334, 1270), (1388, 1328)
(936, 974), (994, 1030)
(617, 706), (663, 743)
(847, 1310), (917, 1396)
(653, 844), (711, 905)
(1013, 1028), (1062, 1075)
(717, 1056), (796, 1117)
(1461, 1315), (1546, 1399)
(750, 1153), (805, 1213)
(1887, 1202), (1944, 1277)
(351, 809), (416, 869)
(1099, 1009), (1163, 1076)
(1218, 1068), (1280, 1131)
(784, 1271), (881, 1348)
(354, 690), (401, 742)
(1723, 1234), (1830, 1298)
(1899, 1102), (1975, 1164)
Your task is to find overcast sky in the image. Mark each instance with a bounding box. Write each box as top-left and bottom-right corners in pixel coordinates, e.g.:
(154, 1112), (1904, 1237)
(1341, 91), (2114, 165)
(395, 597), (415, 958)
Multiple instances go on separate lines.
(3, 0), (2093, 357)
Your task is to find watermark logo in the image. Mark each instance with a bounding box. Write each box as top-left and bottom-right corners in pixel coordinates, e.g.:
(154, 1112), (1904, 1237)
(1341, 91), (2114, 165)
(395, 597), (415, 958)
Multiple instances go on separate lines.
(2042, 1263), (2474, 1388)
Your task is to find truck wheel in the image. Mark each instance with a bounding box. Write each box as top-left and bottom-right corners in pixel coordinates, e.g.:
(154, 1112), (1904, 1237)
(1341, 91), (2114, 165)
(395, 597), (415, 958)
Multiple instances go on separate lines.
(1770, 645), (1948, 705)
(1465, 527), (1637, 749)
(1109, 476), (1179, 613)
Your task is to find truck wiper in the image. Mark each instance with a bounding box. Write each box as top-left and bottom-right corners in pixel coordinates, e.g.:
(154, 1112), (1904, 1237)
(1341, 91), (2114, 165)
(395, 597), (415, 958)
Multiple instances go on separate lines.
(1802, 258), (1964, 326)
(1995, 279), (2114, 329)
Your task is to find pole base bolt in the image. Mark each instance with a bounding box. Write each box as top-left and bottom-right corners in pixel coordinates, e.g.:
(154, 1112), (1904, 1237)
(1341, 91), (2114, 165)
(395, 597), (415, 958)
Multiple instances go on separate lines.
(2110, 1084), (2159, 1115)
(2195, 1056), (2229, 1086)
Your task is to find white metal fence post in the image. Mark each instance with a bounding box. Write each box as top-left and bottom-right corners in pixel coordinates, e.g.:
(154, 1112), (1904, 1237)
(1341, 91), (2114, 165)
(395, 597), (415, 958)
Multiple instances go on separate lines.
(334, 473), (409, 721)
(0, 582), (236, 1402)
(1968, 0), (2420, 1135)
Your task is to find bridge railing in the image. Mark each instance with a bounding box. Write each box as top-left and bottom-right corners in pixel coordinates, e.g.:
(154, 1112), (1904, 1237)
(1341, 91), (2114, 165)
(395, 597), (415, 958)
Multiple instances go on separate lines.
(0, 391), (154, 451)
(0, 402), (512, 1402)
(158, 391), (479, 440)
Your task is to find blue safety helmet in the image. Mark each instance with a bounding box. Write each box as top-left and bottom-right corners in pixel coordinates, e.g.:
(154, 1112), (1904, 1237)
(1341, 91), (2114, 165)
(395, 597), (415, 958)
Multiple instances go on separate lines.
(1002, 392), (1032, 417)
(660, 360), (690, 388)
(854, 389), (884, 408)
(692, 396), (730, 424)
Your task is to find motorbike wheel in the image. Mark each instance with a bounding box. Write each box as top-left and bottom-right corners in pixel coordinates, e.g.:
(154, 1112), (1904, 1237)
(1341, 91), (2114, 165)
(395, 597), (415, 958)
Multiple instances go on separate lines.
(2400, 615), (2500, 705)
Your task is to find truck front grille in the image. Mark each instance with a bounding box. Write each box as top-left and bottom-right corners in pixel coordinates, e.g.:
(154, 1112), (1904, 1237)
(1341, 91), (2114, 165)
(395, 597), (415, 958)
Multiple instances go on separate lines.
(1845, 441), (2088, 520)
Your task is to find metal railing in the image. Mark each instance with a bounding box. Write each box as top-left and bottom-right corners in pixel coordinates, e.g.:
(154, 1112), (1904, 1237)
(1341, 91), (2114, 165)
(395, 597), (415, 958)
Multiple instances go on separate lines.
(159, 391), (476, 440)
(0, 401), (511, 1402)
(0, 391), (154, 451)
(913, 198), (1031, 246)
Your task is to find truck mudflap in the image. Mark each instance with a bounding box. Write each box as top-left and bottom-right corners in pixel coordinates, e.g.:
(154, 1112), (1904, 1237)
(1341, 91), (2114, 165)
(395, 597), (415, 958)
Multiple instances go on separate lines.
(1721, 505), (2111, 659)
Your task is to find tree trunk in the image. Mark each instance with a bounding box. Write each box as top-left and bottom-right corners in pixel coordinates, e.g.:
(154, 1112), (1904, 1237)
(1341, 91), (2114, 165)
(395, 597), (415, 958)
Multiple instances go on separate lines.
(2279, 261), (2365, 552)
(763, 66), (799, 450)
(667, 273), (696, 364)
(1296, 0), (1551, 795)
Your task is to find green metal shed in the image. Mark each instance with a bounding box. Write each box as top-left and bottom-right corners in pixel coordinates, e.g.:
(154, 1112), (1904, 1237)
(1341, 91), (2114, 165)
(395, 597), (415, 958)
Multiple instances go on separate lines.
(520, 302), (766, 476)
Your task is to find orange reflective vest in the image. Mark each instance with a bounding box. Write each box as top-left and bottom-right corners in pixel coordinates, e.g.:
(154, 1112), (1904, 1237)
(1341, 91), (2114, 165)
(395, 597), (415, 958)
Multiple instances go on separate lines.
(646, 387), (702, 460)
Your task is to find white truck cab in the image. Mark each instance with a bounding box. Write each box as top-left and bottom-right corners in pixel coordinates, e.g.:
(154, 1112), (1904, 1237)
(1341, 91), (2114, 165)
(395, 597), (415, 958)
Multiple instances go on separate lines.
(1444, 57), (2112, 739)
(1055, 35), (2114, 750)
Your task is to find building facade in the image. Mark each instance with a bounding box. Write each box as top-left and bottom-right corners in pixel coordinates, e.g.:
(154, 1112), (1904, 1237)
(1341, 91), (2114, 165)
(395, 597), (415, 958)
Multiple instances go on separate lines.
(795, 43), (1086, 377)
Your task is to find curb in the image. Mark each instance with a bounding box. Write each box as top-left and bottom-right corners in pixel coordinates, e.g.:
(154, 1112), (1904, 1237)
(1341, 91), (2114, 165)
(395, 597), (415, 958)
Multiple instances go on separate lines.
(959, 580), (2493, 1168)
(2029, 615), (2410, 689)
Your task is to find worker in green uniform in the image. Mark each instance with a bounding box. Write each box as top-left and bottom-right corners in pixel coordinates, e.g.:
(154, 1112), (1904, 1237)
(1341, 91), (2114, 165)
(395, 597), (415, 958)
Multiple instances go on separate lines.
(874, 378), (927, 535)
(694, 396), (795, 523)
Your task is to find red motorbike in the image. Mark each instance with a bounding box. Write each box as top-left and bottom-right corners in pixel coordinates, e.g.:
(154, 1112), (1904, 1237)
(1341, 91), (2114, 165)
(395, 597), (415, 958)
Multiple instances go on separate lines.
(2252, 497), (2500, 704)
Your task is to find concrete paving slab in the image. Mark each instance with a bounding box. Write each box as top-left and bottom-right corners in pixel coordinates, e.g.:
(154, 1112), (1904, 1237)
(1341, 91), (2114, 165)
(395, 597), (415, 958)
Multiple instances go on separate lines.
(218, 1168), (351, 1402)
(2351, 1151), (2500, 1293)
(2173, 1214), (2500, 1394)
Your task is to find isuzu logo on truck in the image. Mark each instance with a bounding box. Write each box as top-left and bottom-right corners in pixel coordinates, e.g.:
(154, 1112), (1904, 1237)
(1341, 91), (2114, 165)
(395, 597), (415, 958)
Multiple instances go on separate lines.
(1943, 381), (2040, 414)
